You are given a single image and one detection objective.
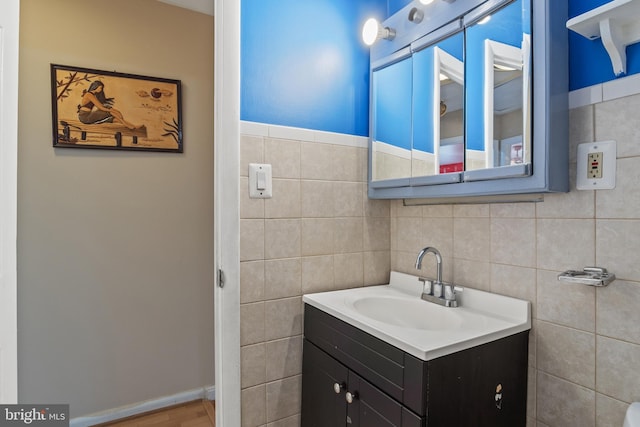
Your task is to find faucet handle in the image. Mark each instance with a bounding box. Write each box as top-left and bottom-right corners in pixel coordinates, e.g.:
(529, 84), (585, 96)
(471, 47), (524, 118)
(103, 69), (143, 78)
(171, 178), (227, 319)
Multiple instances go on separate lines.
(418, 277), (433, 295)
(432, 281), (443, 298)
(444, 283), (463, 301)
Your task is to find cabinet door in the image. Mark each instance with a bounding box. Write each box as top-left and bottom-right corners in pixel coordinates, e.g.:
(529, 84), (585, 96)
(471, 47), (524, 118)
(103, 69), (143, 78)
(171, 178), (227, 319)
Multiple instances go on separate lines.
(302, 340), (349, 427)
(347, 370), (411, 427)
(426, 332), (528, 426)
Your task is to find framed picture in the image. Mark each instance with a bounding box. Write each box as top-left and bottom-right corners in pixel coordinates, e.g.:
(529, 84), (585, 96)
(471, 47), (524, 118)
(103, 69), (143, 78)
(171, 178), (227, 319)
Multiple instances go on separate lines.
(51, 64), (183, 152)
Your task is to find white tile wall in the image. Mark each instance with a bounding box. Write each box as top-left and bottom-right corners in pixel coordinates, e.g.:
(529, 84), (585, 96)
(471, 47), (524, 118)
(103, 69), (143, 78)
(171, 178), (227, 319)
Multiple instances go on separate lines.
(391, 92), (640, 427)
(239, 124), (389, 426)
(240, 87), (640, 426)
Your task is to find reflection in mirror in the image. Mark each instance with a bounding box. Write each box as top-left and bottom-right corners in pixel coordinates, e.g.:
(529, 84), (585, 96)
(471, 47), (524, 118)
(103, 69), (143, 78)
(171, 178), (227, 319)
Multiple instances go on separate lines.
(371, 55), (413, 181)
(437, 46), (464, 174)
(412, 31), (464, 178)
(465, 0), (531, 172)
(485, 38), (530, 168)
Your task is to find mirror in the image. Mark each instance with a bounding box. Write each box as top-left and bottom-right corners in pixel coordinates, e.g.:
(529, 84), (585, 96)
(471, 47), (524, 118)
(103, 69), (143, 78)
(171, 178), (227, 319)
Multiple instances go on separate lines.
(371, 54), (413, 182)
(370, 0), (531, 184)
(367, 0), (568, 199)
(465, 0), (531, 173)
(412, 31), (464, 178)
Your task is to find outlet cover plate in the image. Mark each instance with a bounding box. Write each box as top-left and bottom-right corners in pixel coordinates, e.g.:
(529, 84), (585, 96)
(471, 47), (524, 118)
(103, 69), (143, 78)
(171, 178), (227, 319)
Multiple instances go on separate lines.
(576, 141), (616, 190)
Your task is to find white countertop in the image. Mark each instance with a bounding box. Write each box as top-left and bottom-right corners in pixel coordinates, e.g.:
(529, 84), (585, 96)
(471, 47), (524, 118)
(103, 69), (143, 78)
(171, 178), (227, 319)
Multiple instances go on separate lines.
(303, 271), (531, 361)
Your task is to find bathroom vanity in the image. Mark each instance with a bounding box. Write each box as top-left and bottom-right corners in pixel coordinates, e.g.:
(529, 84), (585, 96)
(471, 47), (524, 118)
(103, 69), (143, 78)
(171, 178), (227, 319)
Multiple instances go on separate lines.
(301, 272), (531, 427)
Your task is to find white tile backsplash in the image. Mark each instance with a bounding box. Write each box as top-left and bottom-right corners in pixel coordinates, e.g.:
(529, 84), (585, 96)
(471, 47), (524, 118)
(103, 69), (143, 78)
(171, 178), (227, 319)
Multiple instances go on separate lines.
(241, 89), (640, 426)
(596, 336), (640, 403)
(491, 218), (536, 267)
(265, 138), (301, 179)
(596, 157), (640, 219)
(596, 94), (640, 158)
(596, 219), (640, 282)
(390, 93), (640, 426)
(453, 217), (491, 261)
(536, 371), (596, 427)
(536, 269), (596, 332)
(596, 280), (640, 345)
(240, 127), (388, 426)
(536, 219), (595, 271)
(537, 320), (596, 388)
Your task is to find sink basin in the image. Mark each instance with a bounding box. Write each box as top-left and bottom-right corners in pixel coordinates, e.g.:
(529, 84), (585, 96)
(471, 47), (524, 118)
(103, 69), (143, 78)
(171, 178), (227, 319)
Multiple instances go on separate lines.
(352, 296), (464, 330)
(303, 271), (531, 361)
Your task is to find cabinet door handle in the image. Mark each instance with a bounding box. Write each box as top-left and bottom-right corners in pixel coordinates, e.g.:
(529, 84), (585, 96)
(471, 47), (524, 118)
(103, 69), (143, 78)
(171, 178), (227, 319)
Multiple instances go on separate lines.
(345, 391), (359, 404)
(333, 382), (346, 394)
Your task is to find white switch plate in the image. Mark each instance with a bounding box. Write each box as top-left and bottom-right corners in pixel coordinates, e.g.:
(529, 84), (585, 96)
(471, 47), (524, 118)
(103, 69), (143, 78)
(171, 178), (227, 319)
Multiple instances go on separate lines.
(248, 163), (272, 198)
(576, 141), (616, 190)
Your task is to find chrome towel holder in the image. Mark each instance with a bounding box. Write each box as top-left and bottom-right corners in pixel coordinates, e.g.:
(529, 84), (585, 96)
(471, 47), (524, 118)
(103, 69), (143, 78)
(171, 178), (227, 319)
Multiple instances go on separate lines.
(558, 267), (616, 287)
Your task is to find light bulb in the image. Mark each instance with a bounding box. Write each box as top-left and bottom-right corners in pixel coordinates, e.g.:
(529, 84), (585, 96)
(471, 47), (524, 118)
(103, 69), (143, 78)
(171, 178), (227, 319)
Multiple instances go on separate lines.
(419, 0), (435, 4)
(362, 18), (395, 46)
(362, 18), (380, 46)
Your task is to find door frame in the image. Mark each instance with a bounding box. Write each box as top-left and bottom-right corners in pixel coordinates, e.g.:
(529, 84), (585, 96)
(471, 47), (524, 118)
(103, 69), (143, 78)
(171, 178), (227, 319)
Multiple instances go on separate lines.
(0, 0), (20, 404)
(0, 0), (242, 415)
(214, 0), (241, 425)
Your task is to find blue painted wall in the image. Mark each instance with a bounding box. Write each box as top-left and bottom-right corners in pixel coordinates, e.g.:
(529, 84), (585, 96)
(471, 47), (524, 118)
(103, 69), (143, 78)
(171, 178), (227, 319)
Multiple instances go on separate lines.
(241, 0), (640, 137)
(569, 0), (640, 90)
(388, 0), (411, 15)
(241, 0), (386, 136)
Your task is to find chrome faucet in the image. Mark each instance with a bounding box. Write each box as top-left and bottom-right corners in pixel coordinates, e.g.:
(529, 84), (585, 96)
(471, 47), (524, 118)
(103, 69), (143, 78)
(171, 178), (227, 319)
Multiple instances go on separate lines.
(415, 246), (462, 307)
(415, 246), (442, 283)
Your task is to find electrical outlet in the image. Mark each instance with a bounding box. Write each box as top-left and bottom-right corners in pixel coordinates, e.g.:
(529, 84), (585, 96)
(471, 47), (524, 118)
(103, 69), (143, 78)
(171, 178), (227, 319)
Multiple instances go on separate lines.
(587, 152), (603, 179)
(576, 141), (616, 190)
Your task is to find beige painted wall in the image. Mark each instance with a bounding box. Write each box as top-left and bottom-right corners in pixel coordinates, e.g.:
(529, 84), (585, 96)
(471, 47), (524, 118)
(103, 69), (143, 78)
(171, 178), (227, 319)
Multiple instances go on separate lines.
(17, 0), (214, 417)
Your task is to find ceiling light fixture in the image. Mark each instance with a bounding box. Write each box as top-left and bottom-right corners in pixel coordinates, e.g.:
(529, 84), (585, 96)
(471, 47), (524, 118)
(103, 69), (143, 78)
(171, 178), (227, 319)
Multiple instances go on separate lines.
(362, 18), (396, 46)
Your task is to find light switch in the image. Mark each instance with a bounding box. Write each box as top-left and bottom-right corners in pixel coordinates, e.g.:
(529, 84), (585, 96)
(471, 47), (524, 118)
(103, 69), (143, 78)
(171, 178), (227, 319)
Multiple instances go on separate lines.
(249, 163), (272, 198)
(256, 170), (267, 190)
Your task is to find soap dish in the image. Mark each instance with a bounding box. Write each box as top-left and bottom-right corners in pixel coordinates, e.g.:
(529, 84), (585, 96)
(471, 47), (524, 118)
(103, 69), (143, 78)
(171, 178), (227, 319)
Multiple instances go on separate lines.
(558, 267), (616, 287)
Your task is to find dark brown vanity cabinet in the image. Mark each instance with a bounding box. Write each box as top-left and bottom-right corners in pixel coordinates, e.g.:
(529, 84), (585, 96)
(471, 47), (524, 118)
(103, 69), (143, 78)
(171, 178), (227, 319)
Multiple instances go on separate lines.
(301, 304), (529, 427)
(302, 339), (423, 427)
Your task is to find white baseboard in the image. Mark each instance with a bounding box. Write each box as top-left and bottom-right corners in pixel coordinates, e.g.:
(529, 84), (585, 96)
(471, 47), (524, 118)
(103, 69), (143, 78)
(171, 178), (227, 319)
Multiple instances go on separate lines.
(70, 385), (215, 427)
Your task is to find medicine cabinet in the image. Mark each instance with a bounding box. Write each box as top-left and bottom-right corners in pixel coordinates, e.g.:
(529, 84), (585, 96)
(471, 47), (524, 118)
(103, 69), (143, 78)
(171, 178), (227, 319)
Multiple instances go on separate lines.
(368, 0), (569, 200)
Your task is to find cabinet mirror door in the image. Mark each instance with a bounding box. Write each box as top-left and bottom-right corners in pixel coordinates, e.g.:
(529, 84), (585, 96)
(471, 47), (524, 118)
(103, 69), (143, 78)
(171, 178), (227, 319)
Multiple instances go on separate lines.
(464, 0), (531, 177)
(371, 54), (413, 183)
(412, 31), (464, 179)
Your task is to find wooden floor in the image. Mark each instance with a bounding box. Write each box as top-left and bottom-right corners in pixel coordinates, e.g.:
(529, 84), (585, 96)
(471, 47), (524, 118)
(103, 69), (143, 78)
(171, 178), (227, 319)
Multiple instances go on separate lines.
(98, 400), (215, 427)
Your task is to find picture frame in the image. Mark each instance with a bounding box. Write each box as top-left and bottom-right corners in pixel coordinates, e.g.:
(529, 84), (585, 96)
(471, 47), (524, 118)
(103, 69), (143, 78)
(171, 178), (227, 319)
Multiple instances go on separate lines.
(51, 64), (183, 152)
